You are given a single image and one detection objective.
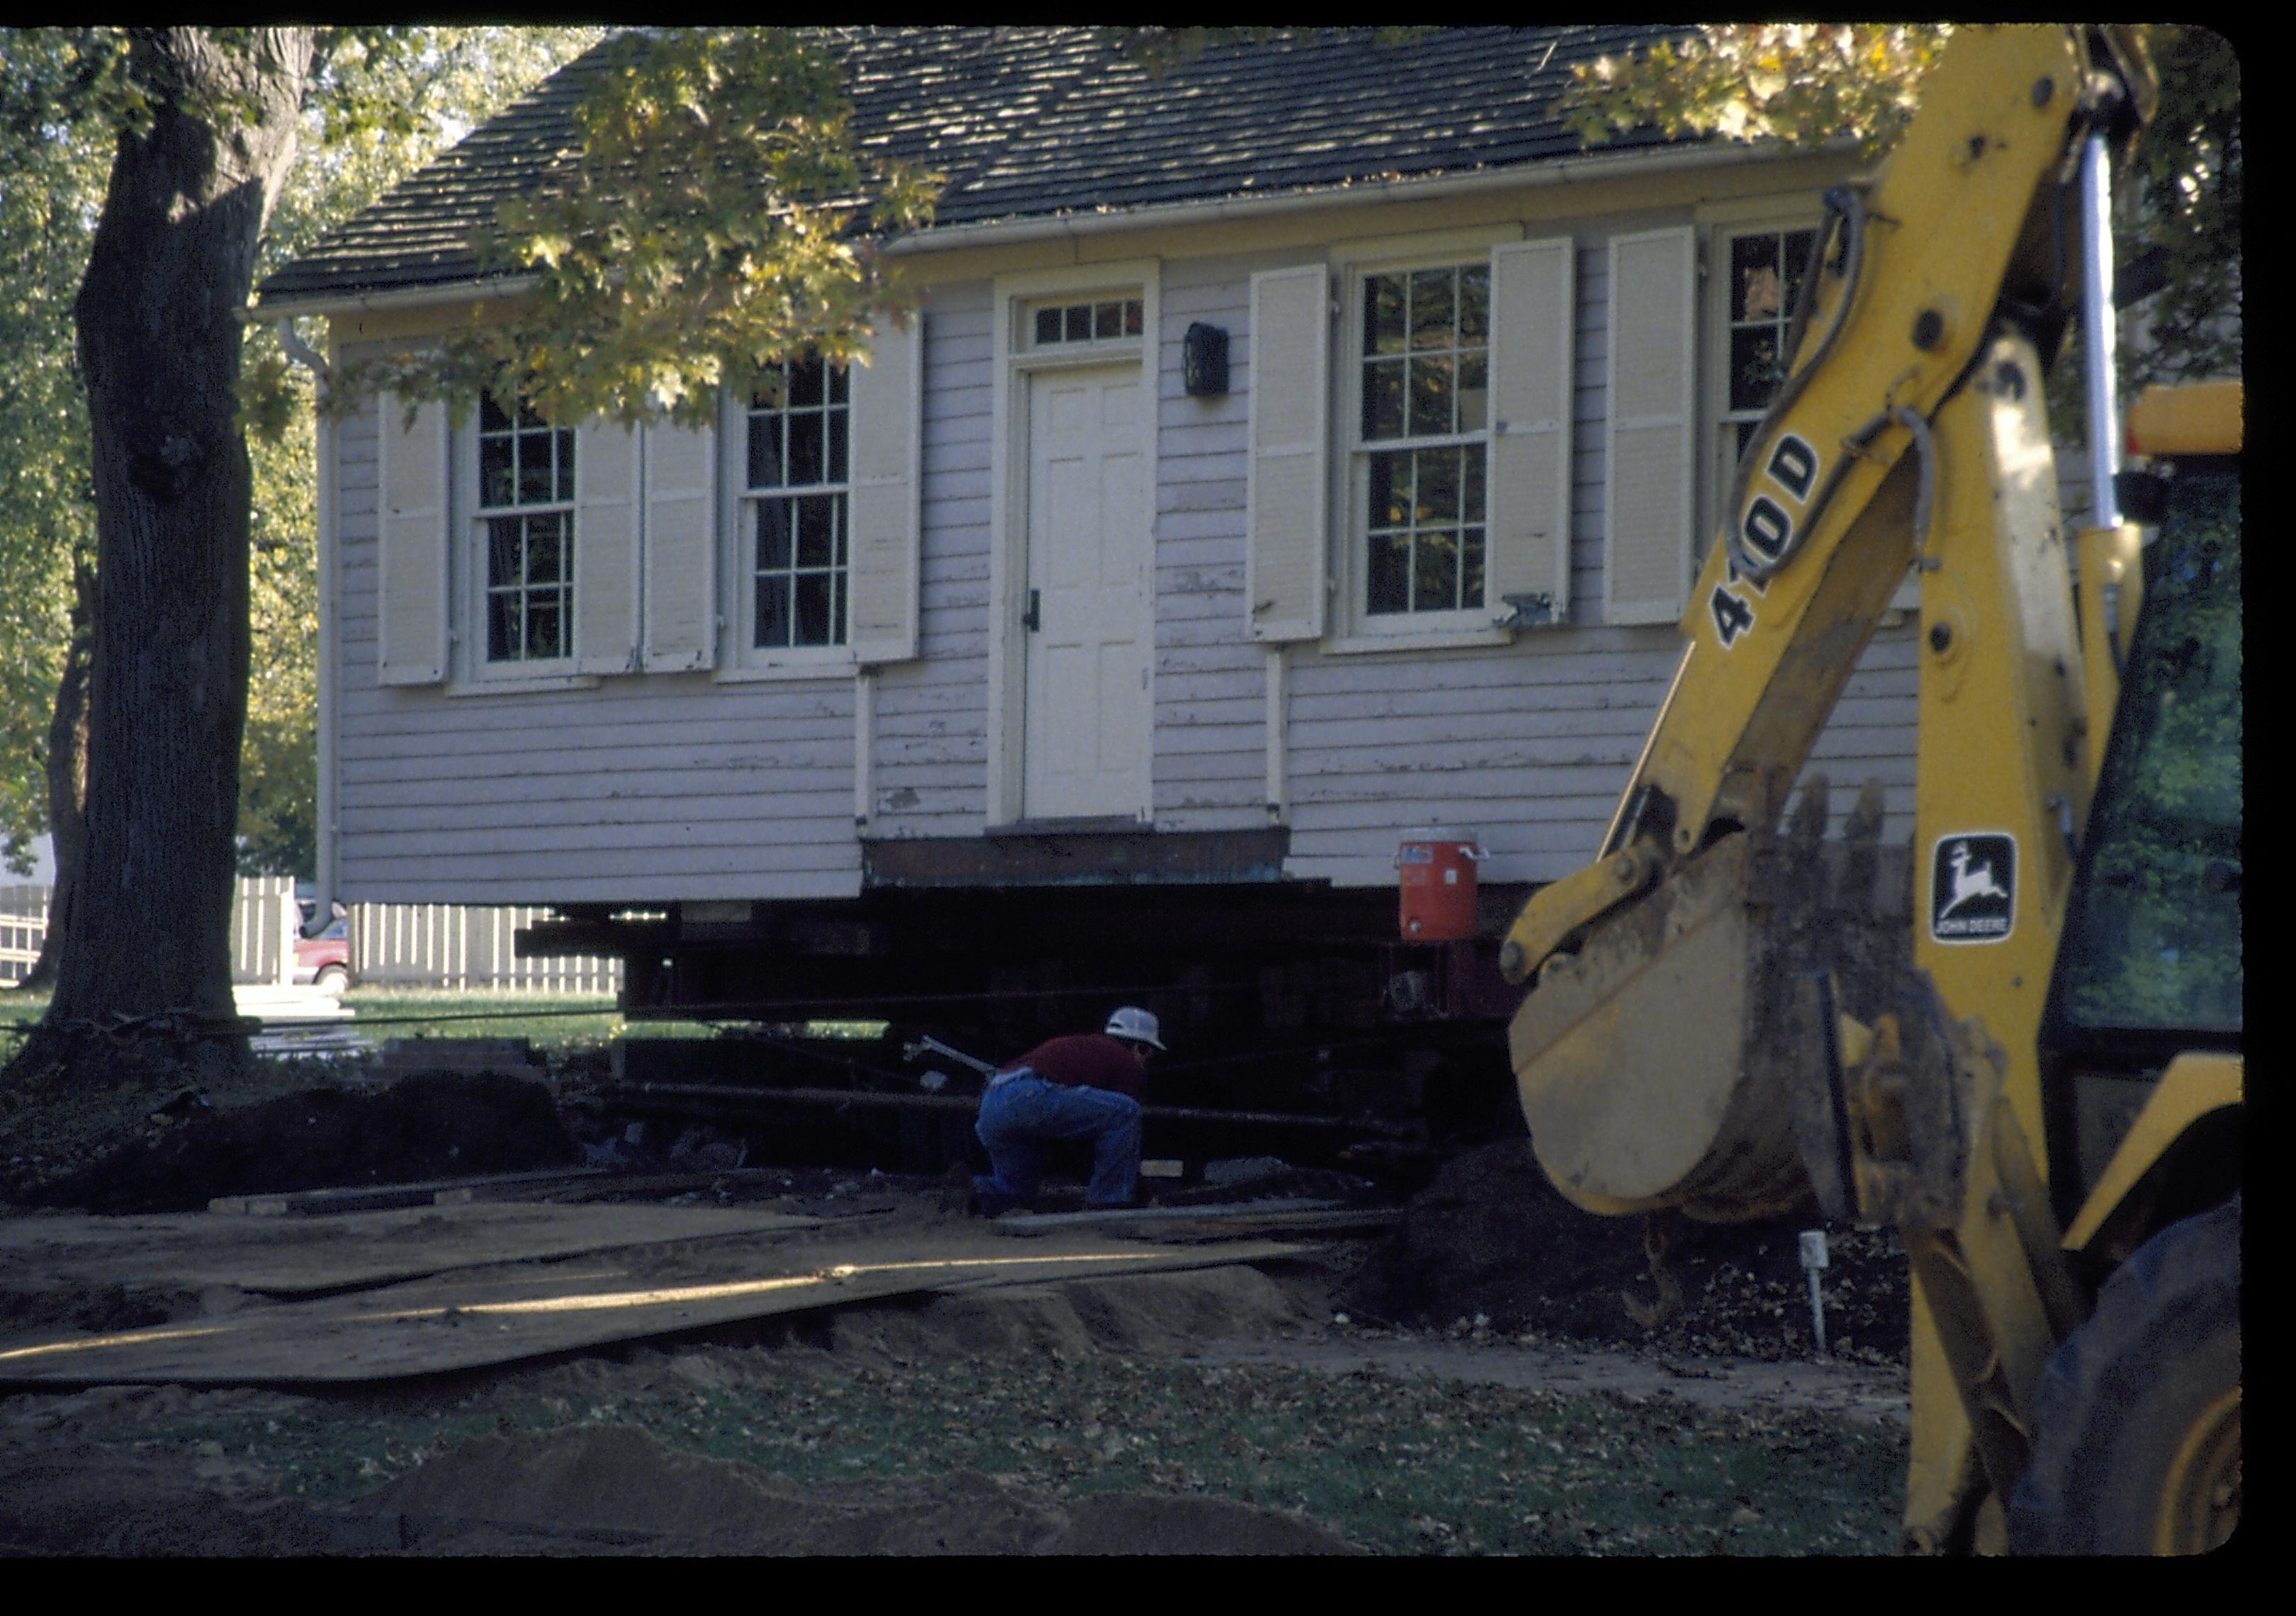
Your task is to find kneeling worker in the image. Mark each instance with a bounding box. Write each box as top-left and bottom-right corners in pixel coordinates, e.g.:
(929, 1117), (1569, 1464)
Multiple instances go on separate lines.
(971, 1006), (1164, 1216)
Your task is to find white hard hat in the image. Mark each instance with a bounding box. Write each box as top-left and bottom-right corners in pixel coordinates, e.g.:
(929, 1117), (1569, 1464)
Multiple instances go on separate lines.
(1104, 1006), (1165, 1051)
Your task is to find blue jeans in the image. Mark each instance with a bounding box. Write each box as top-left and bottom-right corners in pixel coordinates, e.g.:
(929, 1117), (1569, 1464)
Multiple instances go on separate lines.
(972, 1073), (1142, 1214)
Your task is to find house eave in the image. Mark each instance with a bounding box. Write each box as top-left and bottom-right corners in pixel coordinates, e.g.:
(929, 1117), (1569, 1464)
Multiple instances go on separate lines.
(259, 133), (1838, 316)
(882, 135), (1827, 257)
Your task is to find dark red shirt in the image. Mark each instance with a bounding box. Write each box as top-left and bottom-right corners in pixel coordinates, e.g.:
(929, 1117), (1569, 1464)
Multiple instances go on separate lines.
(998, 1033), (1147, 1102)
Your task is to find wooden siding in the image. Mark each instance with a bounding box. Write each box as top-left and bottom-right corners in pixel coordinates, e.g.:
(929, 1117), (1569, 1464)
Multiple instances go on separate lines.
(1155, 256), (1267, 830)
(333, 368), (862, 905)
(329, 198), (1925, 911)
(866, 282), (996, 835)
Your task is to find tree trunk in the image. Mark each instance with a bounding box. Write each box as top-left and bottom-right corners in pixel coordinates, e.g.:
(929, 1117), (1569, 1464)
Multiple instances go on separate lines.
(10, 28), (312, 1087)
(18, 562), (94, 993)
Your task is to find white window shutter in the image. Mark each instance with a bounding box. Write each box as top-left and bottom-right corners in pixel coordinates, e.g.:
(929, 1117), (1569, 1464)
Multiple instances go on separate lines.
(573, 419), (642, 674)
(1247, 265), (1330, 643)
(377, 394), (449, 685)
(846, 317), (924, 665)
(1486, 238), (1575, 623)
(643, 417), (717, 671)
(1606, 226), (1698, 624)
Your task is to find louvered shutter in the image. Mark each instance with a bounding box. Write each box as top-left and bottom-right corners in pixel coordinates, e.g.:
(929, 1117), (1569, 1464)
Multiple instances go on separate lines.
(573, 420), (641, 673)
(643, 417), (717, 670)
(1486, 238), (1576, 623)
(846, 317), (924, 665)
(377, 394), (449, 685)
(1606, 227), (1698, 624)
(1247, 265), (1330, 643)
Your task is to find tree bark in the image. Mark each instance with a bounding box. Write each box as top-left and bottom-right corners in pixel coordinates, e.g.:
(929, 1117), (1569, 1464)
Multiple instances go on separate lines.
(11, 29), (312, 1084)
(18, 562), (94, 993)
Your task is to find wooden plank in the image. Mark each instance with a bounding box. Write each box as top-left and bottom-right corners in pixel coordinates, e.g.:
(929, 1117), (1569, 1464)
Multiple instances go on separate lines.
(0, 1203), (825, 1298)
(208, 1167), (615, 1217)
(0, 1235), (1309, 1386)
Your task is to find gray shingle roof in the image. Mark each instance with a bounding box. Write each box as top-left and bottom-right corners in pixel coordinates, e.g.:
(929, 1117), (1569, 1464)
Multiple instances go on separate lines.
(259, 26), (1690, 305)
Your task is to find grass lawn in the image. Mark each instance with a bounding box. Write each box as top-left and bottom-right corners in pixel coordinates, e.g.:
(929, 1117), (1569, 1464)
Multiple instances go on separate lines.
(2, 986), (877, 1058)
(140, 1352), (1907, 1554)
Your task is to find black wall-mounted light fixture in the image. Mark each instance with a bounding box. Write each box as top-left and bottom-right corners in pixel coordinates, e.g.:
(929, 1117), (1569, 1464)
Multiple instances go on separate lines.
(1182, 322), (1229, 396)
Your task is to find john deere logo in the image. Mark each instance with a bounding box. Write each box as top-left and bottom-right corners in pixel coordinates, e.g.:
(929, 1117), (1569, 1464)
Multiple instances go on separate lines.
(1930, 834), (2015, 943)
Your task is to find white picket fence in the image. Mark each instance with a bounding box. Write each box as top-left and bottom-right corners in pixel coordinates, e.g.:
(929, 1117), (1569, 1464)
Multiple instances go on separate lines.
(347, 899), (619, 994)
(0, 880), (618, 994)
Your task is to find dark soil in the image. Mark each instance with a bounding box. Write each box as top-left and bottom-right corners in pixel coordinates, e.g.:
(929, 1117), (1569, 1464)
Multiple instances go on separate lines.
(1346, 1139), (1908, 1364)
(25, 1072), (578, 1215)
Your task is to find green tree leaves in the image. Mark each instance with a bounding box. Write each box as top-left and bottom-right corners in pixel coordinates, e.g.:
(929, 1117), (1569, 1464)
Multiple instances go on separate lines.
(338, 28), (941, 432)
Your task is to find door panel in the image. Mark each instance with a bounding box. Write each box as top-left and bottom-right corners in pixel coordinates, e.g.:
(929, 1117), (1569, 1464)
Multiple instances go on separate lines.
(1023, 365), (1152, 820)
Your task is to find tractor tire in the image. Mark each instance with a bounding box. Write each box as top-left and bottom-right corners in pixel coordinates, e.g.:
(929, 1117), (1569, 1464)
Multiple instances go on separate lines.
(2008, 1194), (2241, 1555)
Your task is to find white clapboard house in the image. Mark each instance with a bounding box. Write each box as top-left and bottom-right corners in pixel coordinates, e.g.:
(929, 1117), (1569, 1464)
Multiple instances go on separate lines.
(257, 27), (1918, 1051)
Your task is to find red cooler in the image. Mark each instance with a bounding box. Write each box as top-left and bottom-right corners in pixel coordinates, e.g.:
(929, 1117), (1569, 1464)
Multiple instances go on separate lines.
(1397, 827), (1485, 941)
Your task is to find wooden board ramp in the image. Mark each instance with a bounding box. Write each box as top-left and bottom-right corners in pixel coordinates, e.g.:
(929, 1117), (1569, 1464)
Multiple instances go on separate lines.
(0, 1228), (1310, 1386)
(0, 1202), (826, 1300)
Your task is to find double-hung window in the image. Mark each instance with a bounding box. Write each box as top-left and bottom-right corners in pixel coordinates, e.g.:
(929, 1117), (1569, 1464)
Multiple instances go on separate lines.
(1356, 264), (1490, 622)
(742, 357), (850, 653)
(476, 393), (576, 666)
(1714, 225), (1816, 537)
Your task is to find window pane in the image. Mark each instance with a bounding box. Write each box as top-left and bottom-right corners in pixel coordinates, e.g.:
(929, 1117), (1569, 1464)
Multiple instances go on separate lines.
(755, 575), (792, 648)
(1409, 267), (1455, 351)
(480, 393), (512, 434)
(480, 437), (514, 508)
(828, 362), (849, 405)
(796, 495), (836, 567)
(1414, 527), (1460, 611)
(1408, 355), (1454, 438)
(1457, 266), (1490, 342)
(795, 572), (836, 646)
(788, 413), (823, 485)
(757, 500), (792, 570)
(1065, 305), (1091, 342)
(1731, 326), (1782, 413)
(1094, 301), (1121, 339)
(1732, 233), (1783, 322)
(556, 431), (575, 503)
(517, 432), (554, 503)
(1124, 300), (1142, 336)
(1035, 307), (1062, 345)
(1456, 354), (1488, 433)
(1368, 534), (1410, 615)
(488, 591), (518, 661)
(826, 405), (848, 484)
(528, 596), (563, 661)
(1368, 452), (1408, 530)
(787, 359), (823, 408)
(1461, 527), (1486, 610)
(1364, 274), (1407, 357)
(527, 516), (564, 585)
(1463, 442), (1486, 523)
(488, 517), (523, 590)
(1416, 447), (1460, 522)
(1361, 359), (1405, 441)
(1782, 230), (1815, 318)
(748, 411), (784, 488)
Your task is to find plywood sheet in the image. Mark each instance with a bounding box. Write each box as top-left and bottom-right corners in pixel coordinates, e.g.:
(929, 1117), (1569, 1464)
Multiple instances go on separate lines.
(0, 1238), (1308, 1386)
(0, 1203), (824, 1298)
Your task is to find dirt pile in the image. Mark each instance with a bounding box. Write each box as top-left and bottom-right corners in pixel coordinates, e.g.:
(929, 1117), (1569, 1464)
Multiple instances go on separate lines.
(1345, 1140), (1908, 1363)
(25, 1073), (578, 1214)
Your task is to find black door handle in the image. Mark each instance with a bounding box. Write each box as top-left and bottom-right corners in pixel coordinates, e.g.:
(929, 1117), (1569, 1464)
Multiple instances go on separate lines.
(1024, 588), (1041, 632)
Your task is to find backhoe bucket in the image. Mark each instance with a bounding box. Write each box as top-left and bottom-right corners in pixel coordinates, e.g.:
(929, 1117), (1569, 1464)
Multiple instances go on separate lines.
(1509, 781), (1909, 1223)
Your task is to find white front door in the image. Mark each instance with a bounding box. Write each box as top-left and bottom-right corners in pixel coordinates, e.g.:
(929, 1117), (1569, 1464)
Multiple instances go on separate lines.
(1022, 364), (1152, 820)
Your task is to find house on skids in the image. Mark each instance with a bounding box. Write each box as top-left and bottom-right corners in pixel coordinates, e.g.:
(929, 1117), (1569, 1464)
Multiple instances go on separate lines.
(256, 26), (1923, 1058)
